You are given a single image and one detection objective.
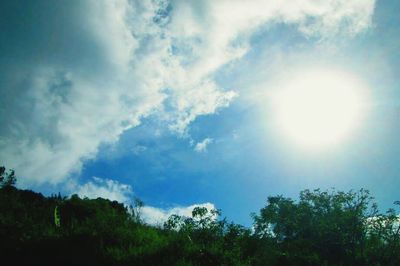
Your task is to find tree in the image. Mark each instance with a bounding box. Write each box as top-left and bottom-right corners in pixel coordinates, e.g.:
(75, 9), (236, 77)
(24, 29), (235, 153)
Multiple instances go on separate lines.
(252, 189), (377, 265)
(0, 166), (16, 188)
(364, 201), (400, 265)
(1, 167), (398, 265)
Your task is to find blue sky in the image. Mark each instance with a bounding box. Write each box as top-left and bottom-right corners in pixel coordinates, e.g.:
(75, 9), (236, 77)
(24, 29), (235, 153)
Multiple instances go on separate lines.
(1, 0), (399, 226)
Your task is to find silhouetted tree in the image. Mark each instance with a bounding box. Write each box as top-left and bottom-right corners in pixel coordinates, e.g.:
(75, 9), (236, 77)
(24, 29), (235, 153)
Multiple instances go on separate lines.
(0, 166), (16, 187)
(252, 188), (400, 265)
(1, 168), (399, 265)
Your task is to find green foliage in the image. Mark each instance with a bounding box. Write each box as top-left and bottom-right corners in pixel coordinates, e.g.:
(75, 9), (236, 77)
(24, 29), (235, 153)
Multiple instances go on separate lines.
(252, 189), (400, 265)
(54, 206), (61, 227)
(0, 166), (16, 187)
(0, 168), (399, 265)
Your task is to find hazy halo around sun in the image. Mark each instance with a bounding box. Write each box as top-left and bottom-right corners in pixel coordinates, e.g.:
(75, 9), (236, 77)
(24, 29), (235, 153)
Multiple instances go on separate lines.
(271, 68), (368, 150)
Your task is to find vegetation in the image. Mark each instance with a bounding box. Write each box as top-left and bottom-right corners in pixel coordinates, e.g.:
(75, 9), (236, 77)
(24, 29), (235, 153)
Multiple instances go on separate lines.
(0, 167), (399, 265)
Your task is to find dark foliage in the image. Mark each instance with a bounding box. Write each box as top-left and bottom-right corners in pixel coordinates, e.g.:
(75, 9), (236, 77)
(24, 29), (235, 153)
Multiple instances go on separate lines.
(0, 167), (399, 265)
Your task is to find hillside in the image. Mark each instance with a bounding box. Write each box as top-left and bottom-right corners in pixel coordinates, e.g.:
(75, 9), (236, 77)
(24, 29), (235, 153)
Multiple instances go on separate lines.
(0, 169), (399, 265)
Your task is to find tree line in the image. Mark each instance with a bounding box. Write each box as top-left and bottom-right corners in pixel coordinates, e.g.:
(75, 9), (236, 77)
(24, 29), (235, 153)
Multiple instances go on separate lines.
(0, 167), (399, 265)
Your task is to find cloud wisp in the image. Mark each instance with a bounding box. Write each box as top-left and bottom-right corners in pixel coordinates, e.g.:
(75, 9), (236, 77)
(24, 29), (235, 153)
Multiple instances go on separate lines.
(71, 176), (134, 204)
(194, 138), (213, 153)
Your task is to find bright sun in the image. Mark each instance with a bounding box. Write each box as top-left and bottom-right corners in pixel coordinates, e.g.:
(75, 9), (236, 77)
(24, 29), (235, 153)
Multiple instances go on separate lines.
(272, 69), (367, 149)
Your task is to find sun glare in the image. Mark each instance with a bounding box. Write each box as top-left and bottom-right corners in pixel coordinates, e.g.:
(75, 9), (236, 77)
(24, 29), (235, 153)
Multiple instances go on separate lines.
(272, 69), (368, 149)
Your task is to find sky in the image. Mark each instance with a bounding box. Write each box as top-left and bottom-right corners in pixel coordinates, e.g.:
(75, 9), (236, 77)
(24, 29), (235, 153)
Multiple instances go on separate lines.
(1, 0), (399, 226)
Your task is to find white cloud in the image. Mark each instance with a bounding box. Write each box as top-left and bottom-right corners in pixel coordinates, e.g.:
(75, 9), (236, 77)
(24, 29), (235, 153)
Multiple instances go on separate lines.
(365, 215), (400, 232)
(70, 176), (133, 203)
(141, 202), (216, 226)
(194, 138), (213, 153)
(68, 176), (216, 226)
(132, 145), (148, 155)
(0, 0), (376, 186)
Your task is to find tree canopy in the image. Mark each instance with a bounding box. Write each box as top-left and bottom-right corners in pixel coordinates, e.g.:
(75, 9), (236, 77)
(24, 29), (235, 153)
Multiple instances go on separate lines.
(0, 167), (399, 265)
